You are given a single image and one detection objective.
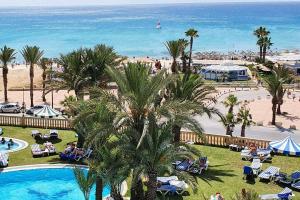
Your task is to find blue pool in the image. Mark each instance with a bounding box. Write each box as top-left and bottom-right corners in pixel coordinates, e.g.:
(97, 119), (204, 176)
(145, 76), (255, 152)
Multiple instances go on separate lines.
(0, 168), (111, 200)
(0, 141), (20, 152)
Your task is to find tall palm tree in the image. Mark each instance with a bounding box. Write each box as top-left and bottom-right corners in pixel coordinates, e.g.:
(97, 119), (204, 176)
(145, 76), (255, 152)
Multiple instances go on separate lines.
(223, 94), (240, 114)
(222, 112), (236, 136)
(261, 70), (282, 125)
(262, 37), (273, 63)
(253, 27), (270, 61)
(39, 57), (51, 102)
(0, 46), (16, 102)
(21, 46), (44, 107)
(165, 40), (182, 73)
(185, 28), (199, 72)
(274, 65), (294, 114)
(167, 73), (220, 142)
(51, 49), (90, 100)
(178, 38), (189, 73)
(73, 167), (96, 200)
(237, 106), (253, 137)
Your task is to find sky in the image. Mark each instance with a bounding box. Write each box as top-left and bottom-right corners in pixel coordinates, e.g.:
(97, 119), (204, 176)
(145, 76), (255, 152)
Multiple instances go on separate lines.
(0, 0), (298, 7)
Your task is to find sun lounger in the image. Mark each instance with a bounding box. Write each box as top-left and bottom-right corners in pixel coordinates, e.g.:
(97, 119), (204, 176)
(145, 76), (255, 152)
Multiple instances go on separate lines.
(31, 144), (45, 157)
(49, 130), (58, 140)
(251, 158), (262, 175)
(169, 180), (189, 190)
(291, 181), (300, 190)
(157, 184), (186, 196)
(74, 149), (92, 161)
(0, 152), (8, 167)
(277, 171), (300, 185)
(31, 130), (40, 137)
(60, 148), (92, 162)
(157, 176), (178, 184)
(259, 187), (293, 200)
(243, 166), (255, 182)
(259, 166), (280, 181)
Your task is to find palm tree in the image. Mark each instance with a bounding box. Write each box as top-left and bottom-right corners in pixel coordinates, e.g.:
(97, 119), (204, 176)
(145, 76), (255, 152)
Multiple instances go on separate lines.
(274, 65), (294, 114)
(0, 46), (16, 102)
(165, 40), (182, 73)
(178, 39), (189, 73)
(73, 167), (96, 200)
(262, 37), (273, 63)
(253, 27), (270, 61)
(39, 57), (51, 102)
(261, 70), (282, 125)
(167, 73), (220, 142)
(222, 112), (236, 136)
(237, 106), (253, 137)
(185, 28), (199, 72)
(223, 94), (240, 114)
(232, 189), (260, 200)
(21, 46), (44, 107)
(51, 49), (90, 100)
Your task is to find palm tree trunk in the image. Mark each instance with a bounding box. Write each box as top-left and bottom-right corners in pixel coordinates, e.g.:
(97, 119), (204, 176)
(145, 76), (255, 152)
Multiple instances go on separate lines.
(262, 46), (267, 63)
(95, 176), (103, 200)
(226, 125), (231, 136)
(259, 46), (263, 61)
(3, 65), (8, 102)
(188, 37), (193, 72)
(241, 124), (246, 137)
(130, 174), (144, 200)
(277, 103), (282, 115)
(30, 64), (34, 107)
(172, 125), (181, 143)
(271, 102), (277, 125)
(171, 59), (177, 73)
(42, 69), (46, 102)
(145, 170), (158, 200)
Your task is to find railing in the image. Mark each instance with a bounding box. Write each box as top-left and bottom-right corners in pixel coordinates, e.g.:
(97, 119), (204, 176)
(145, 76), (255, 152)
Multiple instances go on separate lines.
(0, 115), (72, 130)
(180, 131), (270, 148)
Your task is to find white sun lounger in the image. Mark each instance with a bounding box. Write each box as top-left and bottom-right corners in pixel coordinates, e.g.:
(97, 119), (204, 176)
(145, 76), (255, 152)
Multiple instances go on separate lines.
(258, 166), (280, 181)
(251, 158), (262, 175)
(259, 187), (294, 200)
(169, 180), (189, 190)
(157, 176), (178, 184)
(0, 152), (8, 167)
(31, 144), (45, 157)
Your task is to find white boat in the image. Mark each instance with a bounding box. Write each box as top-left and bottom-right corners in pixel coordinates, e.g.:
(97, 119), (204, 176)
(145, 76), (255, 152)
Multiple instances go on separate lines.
(156, 21), (161, 29)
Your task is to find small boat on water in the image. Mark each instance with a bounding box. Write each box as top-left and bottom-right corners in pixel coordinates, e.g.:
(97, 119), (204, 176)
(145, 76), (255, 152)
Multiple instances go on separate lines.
(156, 20), (161, 29)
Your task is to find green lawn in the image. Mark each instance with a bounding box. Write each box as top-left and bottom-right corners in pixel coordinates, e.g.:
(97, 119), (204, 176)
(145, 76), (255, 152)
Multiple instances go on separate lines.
(1, 126), (76, 166)
(1, 126), (300, 199)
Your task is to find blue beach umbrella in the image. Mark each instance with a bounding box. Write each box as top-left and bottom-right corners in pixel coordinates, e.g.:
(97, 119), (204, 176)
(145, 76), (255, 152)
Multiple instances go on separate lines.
(269, 136), (300, 156)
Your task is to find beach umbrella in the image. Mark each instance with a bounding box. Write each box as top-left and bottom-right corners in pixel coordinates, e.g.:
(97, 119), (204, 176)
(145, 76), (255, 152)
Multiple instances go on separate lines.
(269, 136), (300, 156)
(34, 105), (61, 118)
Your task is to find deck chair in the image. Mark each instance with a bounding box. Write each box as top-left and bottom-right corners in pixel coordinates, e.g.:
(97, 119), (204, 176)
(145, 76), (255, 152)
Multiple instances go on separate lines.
(291, 181), (300, 190)
(259, 187), (293, 200)
(251, 158), (262, 175)
(75, 149), (93, 161)
(31, 144), (45, 157)
(0, 152), (8, 167)
(157, 185), (178, 196)
(243, 166), (255, 182)
(259, 166), (280, 181)
(157, 176), (178, 184)
(49, 130), (59, 140)
(277, 171), (300, 185)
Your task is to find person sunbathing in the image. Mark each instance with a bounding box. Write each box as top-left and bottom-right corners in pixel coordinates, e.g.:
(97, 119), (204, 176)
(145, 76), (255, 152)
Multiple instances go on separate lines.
(73, 148), (84, 156)
(64, 143), (76, 154)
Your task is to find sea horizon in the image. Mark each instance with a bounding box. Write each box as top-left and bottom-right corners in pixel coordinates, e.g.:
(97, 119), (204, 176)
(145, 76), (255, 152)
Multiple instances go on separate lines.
(0, 1), (300, 60)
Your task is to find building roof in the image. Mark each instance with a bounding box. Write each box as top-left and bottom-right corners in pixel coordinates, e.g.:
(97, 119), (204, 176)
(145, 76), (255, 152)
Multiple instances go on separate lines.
(266, 53), (300, 62)
(202, 62), (248, 72)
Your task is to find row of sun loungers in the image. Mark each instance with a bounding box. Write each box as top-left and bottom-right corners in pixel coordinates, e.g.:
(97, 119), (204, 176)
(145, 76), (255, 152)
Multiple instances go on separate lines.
(31, 130), (59, 140)
(0, 152), (8, 167)
(241, 148), (272, 162)
(156, 176), (189, 196)
(59, 149), (93, 162)
(31, 143), (56, 157)
(172, 157), (209, 175)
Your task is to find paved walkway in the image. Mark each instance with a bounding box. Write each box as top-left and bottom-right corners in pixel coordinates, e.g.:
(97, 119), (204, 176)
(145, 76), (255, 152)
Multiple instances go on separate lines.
(196, 88), (300, 143)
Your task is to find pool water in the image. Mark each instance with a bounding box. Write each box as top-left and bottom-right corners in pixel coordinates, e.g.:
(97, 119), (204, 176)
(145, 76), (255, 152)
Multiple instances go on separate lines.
(0, 141), (20, 152)
(0, 168), (111, 200)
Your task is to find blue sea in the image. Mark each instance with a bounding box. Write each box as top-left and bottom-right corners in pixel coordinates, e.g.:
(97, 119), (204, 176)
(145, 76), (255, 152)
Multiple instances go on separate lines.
(0, 2), (300, 59)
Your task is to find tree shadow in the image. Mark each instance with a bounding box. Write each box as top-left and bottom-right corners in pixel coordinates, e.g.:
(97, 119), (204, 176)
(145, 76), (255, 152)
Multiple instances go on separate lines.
(34, 138), (62, 144)
(197, 164), (237, 186)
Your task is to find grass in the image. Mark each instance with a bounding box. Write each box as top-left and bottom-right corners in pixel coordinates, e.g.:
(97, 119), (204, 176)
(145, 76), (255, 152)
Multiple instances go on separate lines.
(1, 126), (76, 166)
(1, 126), (300, 199)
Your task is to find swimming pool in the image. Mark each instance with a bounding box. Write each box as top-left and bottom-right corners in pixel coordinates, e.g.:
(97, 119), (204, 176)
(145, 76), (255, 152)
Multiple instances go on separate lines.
(0, 137), (28, 153)
(0, 167), (111, 200)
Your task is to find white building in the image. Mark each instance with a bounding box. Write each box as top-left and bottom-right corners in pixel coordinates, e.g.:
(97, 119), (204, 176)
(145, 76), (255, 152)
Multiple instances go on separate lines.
(200, 62), (249, 81)
(266, 53), (300, 75)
